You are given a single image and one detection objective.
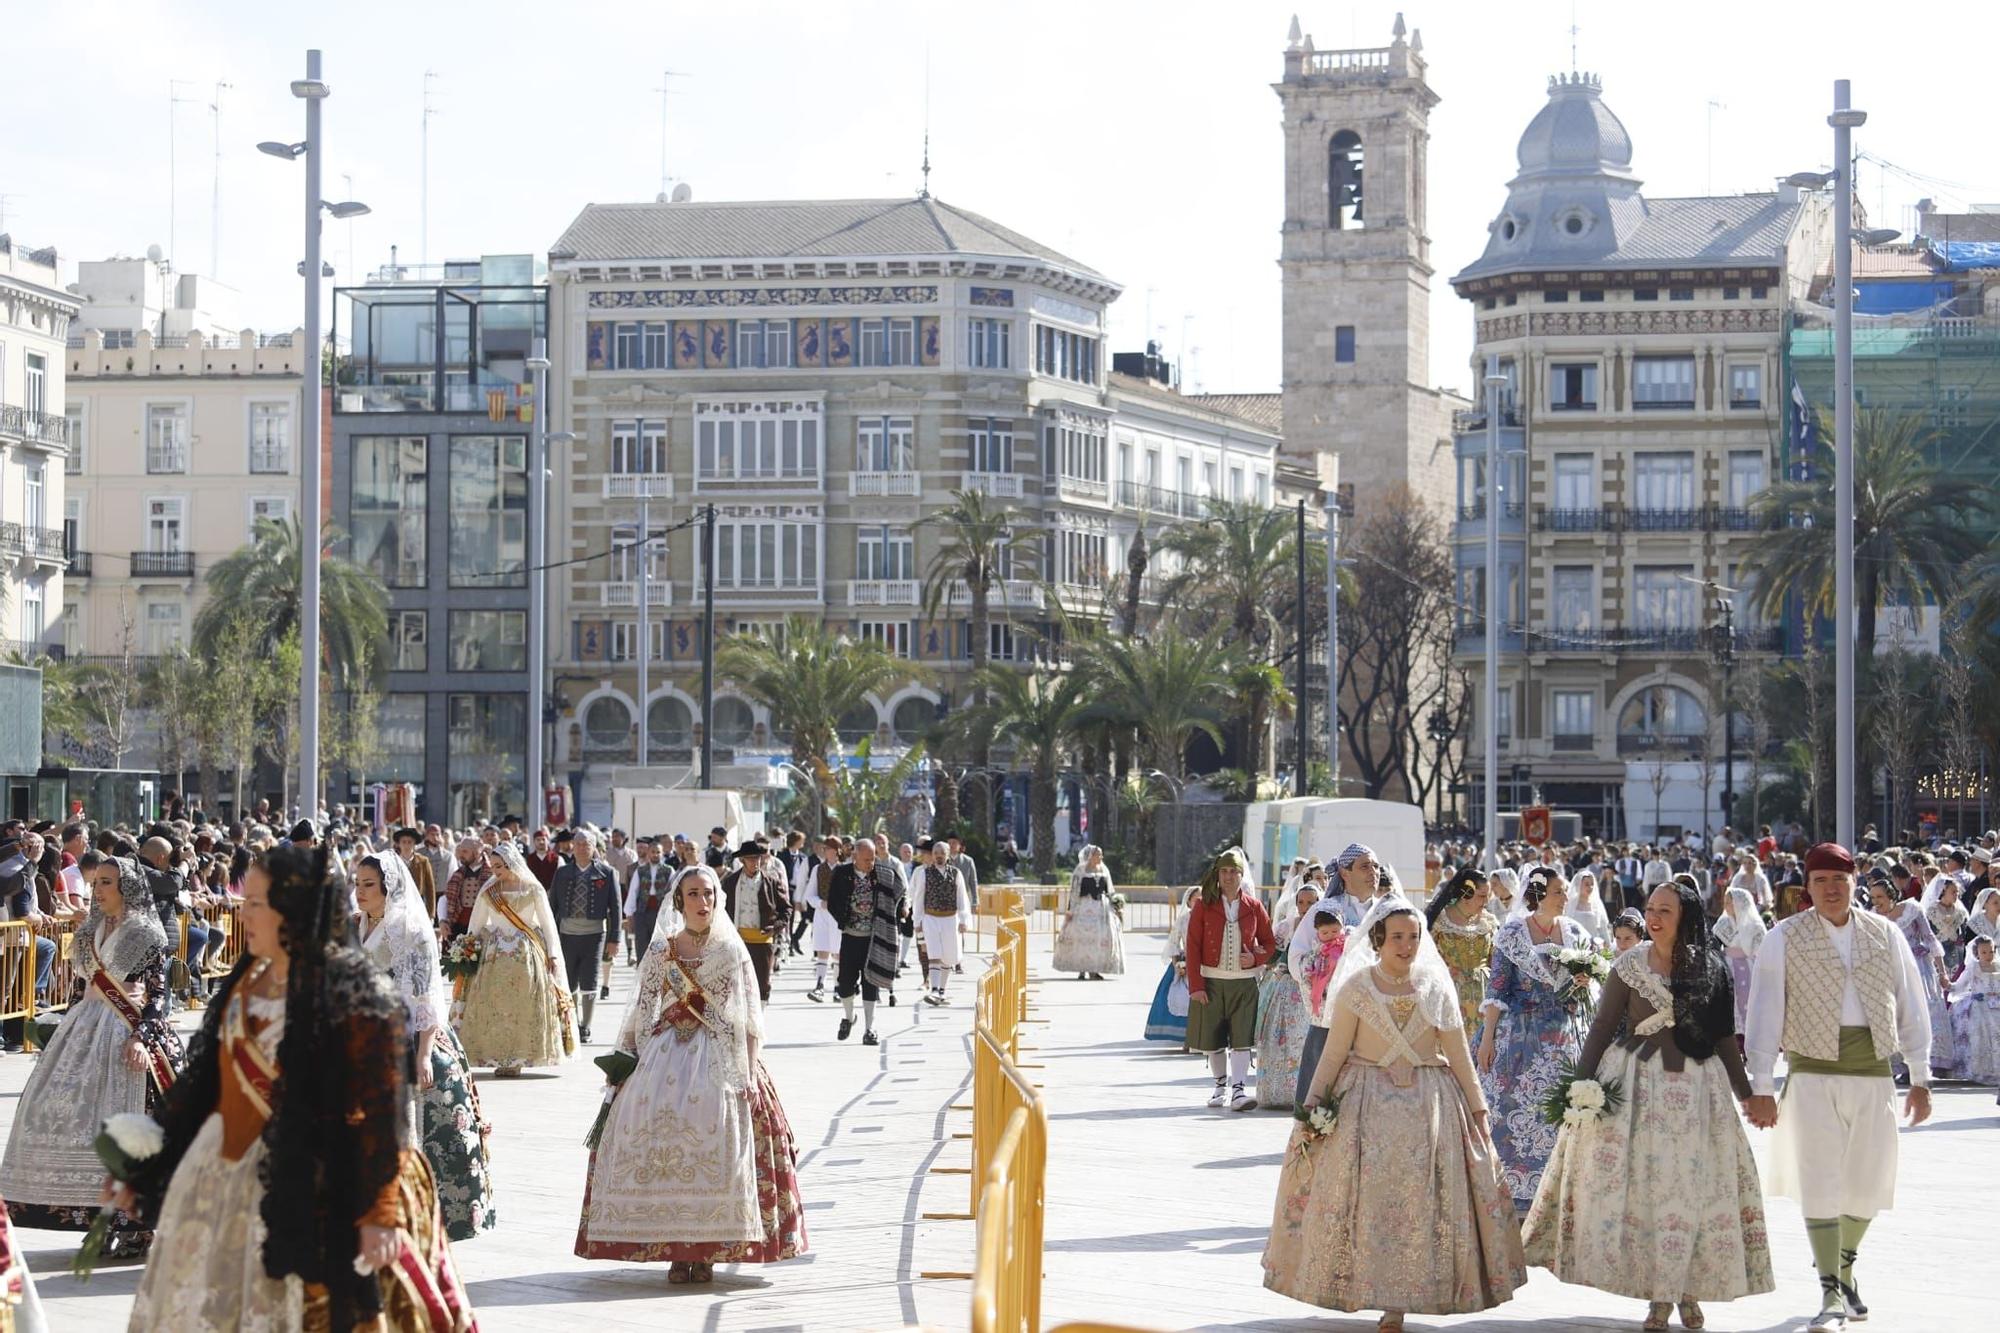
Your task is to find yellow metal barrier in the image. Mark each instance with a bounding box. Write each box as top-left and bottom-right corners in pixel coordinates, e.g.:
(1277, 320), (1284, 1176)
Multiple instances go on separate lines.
(0, 918), (81, 1046)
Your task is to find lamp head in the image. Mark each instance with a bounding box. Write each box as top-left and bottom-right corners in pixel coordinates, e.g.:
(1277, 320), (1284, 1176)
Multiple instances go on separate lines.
(257, 141), (304, 160)
(525, 354), (551, 372)
(290, 79), (331, 99)
(1859, 227), (1901, 247)
(1783, 170), (1834, 189)
(324, 201), (371, 220)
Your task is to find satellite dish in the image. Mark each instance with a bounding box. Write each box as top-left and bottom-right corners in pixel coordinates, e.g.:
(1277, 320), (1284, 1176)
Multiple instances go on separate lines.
(655, 191), (668, 203)
(670, 182), (693, 204)
(146, 243), (164, 262)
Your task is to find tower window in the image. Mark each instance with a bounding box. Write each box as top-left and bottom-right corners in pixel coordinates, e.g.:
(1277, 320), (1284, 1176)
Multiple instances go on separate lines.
(1328, 130), (1364, 229)
(1334, 326), (1356, 363)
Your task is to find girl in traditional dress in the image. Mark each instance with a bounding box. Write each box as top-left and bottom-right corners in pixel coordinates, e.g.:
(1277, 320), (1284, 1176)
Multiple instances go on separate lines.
(1950, 934), (2000, 1085)
(120, 844), (475, 1333)
(1613, 909), (1647, 954)
(354, 854), (496, 1243)
(1144, 887), (1199, 1044)
(1523, 877), (1773, 1332)
(576, 865), (807, 1282)
(1253, 885), (1320, 1110)
(457, 841), (575, 1074)
(0, 856), (183, 1255)
(1970, 885), (2000, 943)
(1477, 866), (1595, 1212)
(1426, 866), (1495, 1031)
(1264, 900), (1524, 1331)
(1052, 845), (1124, 980)
(1484, 867), (1519, 925)
(1566, 869), (1613, 947)
(1873, 887), (1955, 1078)
(1924, 876), (1971, 975)
(1711, 885), (1767, 1036)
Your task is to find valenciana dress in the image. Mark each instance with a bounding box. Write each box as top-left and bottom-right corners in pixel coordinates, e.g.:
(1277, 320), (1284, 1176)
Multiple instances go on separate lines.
(1522, 946), (1774, 1305)
(0, 881), (184, 1254)
(574, 924), (807, 1265)
(1051, 854), (1125, 977)
(457, 871), (575, 1070)
(1882, 899), (1954, 1076)
(1433, 907), (1496, 1032)
(1481, 913), (1595, 1211)
(1144, 890), (1197, 1043)
(359, 855), (496, 1243)
(1948, 947), (2000, 1084)
(1253, 914), (1311, 1110)
(1263, 971), (1524, 1315)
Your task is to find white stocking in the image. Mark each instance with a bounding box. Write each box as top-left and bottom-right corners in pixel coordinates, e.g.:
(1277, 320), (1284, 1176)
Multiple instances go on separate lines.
(1227, 1049), (1251, 1085)
(1207, 1050), (1226, 1079)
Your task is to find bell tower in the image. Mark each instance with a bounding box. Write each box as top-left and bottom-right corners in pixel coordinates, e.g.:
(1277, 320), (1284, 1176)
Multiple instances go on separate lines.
(1277, 13), (1457, 511)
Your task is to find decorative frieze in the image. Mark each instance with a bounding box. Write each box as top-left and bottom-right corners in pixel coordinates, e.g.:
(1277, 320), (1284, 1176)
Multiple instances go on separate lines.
(587, 284), (939, 310)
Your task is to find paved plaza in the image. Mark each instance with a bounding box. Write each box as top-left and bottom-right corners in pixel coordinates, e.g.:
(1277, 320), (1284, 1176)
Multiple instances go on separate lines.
(4, 918), (1991, 1332)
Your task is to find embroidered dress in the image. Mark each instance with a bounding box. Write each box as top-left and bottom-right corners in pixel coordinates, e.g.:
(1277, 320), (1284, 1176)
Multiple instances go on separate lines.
(1052, 867), (1125, 976)
(1252, 917), (1310, 1109)
(1433, 908), (1496, 1032)
(1263, 975), (1523, 1315)
(1948, 957), (2000, 1085)
(575, 934), (806, 1265)
(1144, 896), (1195, 1042)
(457, 881), (573, 1069)
(1480, 914), (1593, 1211)
(1, 903), (183, 1253)
(1927, 899), (1970, 975)
(1884, 901), (1954, 1076)
(1522, 948), (1774, 1304)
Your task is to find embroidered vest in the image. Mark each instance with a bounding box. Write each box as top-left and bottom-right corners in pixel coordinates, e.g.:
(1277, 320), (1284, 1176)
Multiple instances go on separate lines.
(1781, 910), (1897, 1062)
(922, 865), (960, 915)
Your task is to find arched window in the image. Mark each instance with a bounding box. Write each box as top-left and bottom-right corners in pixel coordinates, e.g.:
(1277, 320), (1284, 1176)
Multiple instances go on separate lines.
(583, 697), (632, 753)
(710, 697), (755, 748)
(837, 703), (880, 744)
(1617, 685), (1706, 752)
(892, 696), (938, 744)
(646, 697), (692, 757)
(1328, 130), (1365, 229)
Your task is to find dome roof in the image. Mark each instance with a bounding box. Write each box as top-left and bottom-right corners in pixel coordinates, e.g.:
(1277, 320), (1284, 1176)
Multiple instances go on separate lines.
(1514, 73), (1634, 181)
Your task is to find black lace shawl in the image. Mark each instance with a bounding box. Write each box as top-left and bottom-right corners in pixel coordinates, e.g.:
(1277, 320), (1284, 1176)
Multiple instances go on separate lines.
(125, 846), (409, 1332)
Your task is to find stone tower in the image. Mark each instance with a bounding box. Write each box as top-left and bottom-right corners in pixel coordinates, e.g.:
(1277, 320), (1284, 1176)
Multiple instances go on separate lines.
(1276, 13), (1460, 512)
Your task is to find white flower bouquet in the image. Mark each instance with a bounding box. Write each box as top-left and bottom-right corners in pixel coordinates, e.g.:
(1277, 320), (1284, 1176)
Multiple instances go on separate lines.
(1539, 1061), (1624, 1129)
(73, 1113), (165, 1279)
(1291, 1093), (1344, 1160)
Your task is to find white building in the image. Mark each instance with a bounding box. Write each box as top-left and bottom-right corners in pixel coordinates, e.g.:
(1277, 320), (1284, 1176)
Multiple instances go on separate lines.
(0, 236), (77, 660)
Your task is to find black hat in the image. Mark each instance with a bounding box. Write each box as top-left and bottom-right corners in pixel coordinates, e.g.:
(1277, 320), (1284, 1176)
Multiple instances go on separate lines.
(734, 839), (768, 858)
(499, 814), (524, 829)
(393, 826), (423, 843)
(290, 819), (317, 842)
(554, 828), (576, 842)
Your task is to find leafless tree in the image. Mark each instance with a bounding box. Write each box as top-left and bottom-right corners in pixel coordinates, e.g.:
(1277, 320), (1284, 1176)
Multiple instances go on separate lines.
(1938, 612), (1982, 833)
(1646, 756), (1675, 840)
(1868, 649), (1926, 838)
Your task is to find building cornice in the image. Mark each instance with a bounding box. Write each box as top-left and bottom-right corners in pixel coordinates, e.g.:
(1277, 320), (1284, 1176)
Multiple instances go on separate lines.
(550, 251), (1121, 307)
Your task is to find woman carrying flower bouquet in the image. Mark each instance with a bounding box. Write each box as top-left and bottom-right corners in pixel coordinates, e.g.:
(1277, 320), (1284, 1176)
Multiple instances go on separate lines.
(355, 854), (496, 1242)
(1052, 844), (1124, 980)
(1478, 866), (1597, 1212)
(457, 841), (575, 1075)
(1522, 878), (1772, 1332)
(1264, 899), (1523, 1330)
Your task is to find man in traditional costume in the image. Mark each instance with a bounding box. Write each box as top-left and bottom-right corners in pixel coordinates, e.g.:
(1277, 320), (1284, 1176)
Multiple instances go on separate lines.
(721, 840), (790, 1003)
(550, 829), (622, 1043)
(914, 839), (971, 1005)
(827, 841), (903, 1046)
(623, 837), (676, 961)
(1744, 842), (1933, 1333)
(1186, 847), (1275, 1112)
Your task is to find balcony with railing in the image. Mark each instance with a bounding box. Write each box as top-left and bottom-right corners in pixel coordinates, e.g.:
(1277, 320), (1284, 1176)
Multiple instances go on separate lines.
(130, 551), (196, 579)
(848, 471), (921, 498)
(66, 551), (92, 578)
(1551, 733), (1596, 752)
(696, 463), (820, 488)
(599, 581), (672, 608)
(333, 279), (547, 416)
(959, 471), (1024, 500)
(146, 437), (189, 474)
(0, 523), (69, 564)
(1452, 403), (1522, 434)
(1534, 506), (1616, 533)
(847, 579), (920, 606)
(603, 473), (674, 500)
(1524, 624), (1785, 655)
(1055, 474), (1111, 505)
(947, 578), (1044, 610)
(0, 404), (71, 448)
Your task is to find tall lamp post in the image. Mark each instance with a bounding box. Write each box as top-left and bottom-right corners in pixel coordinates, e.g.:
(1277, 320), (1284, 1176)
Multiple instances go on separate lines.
(259, 49), (369, 819)
(523, 344), (551, 808)
(1481, 358), (1509, 870)
(1707, 581), (1737, 836)
(1785, 79), (1898, 847)
(1426, 707), (1454, 828)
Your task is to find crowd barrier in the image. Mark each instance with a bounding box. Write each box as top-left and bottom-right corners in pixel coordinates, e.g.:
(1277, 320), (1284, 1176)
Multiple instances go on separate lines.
(0, 918), (80, 1044)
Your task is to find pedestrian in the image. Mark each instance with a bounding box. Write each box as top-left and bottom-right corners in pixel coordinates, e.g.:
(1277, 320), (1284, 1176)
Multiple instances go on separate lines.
(1971, 884), (2000, 943)
(574, 864), (807, 1282)
(1185, 847), (1275, 1112)
(1052, 844), (1123, 980)
(1263, 900), (1524, 1328)
(802, 837), (843, 1002)
(1289, 844), (1380, 1106)
(392, 827), (438, 919)
(1872, 884), (1956, 1079)
(1253, 883), (1319, 1110)
(914, 838), (971, 1005)
(1713, 885), (1767, 1035)
(946, 834), (980, 973)
(523, 827), (561, 890)
(1566, 869), (1612, 947)
(827, 841), (903, 1045)
(1485, 866), (1519, 924)
(721, 839), (789, 1004)
(1921, 874), (1970, 975)
(1950, 934), (2000, 1085)
(1143, 887), (1199, 1044)
(459, 842), (576, 1075)
(1612, 908), (1647, 954)
(1743, 842), (1935, 1333)
(787, 832), (816, 958)
(1425, 865), (1495, 1032)
(1523, 876), (1773, 1331)
(549, 829), (622, 1043)
(623, 837), (677, 962)
(703, 826), (732, 871)
(439, 837), (484, 945)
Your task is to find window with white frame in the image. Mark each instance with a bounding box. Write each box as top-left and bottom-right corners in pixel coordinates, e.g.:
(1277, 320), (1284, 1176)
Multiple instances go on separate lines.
(968, 418), (1014, 474)
(1632, 452), (1695, 511)
(21, 585), (42, 643)
(64, 404), (83, 474)
(610, 621), (669, 663)
(612, 323), (642, 370)
(858, 620), (914, 659)
(250, 402), (292, 473)
(1727, 451), (1766, 508)
(857, 417), (916, 473)
(1457, 566), (1485, 627)
(1202, 460), (1218, 496)
(1550, 566), (1594, 631)
(1056, 529), (1107, 587)
(24, 352), (45, 417)
(1633, 355), (1696, 410)
(975, 622), (1020, 662)
(1728, 363), (1763, 409)
(703, 517), (819, 589)
(1255, 472), (1270, 507)
(144, 601), (185, 655)
(641, 322), (668, 370)
(60, 602), (79, 654)
(732, 619), (786, 645)
(249, 495), (293, 537)
(695, 399), (822, 482)
(1632, 565), (1697, 628)
(1552, 689), (1595, 739)
(1494, 685), (1514, 741)
(1229, 466), (1245, 500)
(612, 419), (669, 474)
(888, 318), (915, 366)
(1553, 454), (1593, 510)
(968, 318), (1011, 369)
(23, 465), (43, 531)
(735, 319), (792, 369)
(146, 497), (186, 553)
(146, 404), (189, 473)
(610, 524), (667, 583)
(1055, 422), (1107, 482)
(1176, 455), (1193, 497)
(1551, 361), (1598, 411)
(856, 531), (915, 581)
(1033, 324), (1099, 384)
(859, 319), (886, 367)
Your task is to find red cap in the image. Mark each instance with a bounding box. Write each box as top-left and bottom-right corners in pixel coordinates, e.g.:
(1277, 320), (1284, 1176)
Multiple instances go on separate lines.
(1803, 842), (1856, 875)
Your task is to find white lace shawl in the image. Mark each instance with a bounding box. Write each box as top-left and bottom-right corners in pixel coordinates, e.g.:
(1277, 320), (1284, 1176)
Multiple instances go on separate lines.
(617, 914), (762, 1094)
(358, 852), (450, 1035)
(469, 844), (571, 995)
(1491, 912), (1593, 993)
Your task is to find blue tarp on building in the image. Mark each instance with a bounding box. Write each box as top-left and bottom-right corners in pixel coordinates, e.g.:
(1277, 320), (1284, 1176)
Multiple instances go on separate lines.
(1853, 279), (1957, 314)
(1930, 240), (2000, 272)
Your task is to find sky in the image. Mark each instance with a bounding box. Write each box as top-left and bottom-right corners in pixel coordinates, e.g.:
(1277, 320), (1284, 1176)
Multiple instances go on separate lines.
(7, 0), (1998, 400)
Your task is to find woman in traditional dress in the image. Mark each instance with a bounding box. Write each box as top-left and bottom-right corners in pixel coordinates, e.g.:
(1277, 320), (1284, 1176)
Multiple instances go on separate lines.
(1523, 877), (1773, 1332)
(1970, 885), (2000, 943)
(1873, 886), (1956, 1077)
(1484, 867), (1519, 925)
(1477, 866), (1595, 1212)
(120, 844), (475, 1333)
(0, 856), (183, 1255)
(1923, 875), (1971, 975)
(1613, 909), (1647, 955)
(457, 841), (574, 1074)
(1253, 884), (1320, 1110)
(1426, 865), (1495, 1032)
(1566, 870), (1613, 947)
(1949, 934), (2000, 1085)
(1052, 845), (1124, 980)
(1144, 887), (1200, 1044)
(1264, 900), (1524, 1331)
(576, 865), (807, 1282)
(354, 854), (496, 1243)
(1711, 885), (1767, 1036)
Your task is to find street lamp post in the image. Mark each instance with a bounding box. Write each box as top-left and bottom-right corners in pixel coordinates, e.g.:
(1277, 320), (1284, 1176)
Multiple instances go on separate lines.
(524, 344), (551, 808)
(1709, 583), (1736, 835)
(1482, 358), (1508, 870)
(263, 51), (368, 819)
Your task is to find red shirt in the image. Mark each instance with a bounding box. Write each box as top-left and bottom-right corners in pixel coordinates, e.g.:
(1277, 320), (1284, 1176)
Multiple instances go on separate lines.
(1756, 836), (1777, 863)
(1183, 893), (1276, 1000)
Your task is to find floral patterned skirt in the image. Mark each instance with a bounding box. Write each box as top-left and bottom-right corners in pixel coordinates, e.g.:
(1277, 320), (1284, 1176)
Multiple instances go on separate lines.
(1051, 896), (1125, 976)
(1253, 970), (1309, 1110)
(422, 1027), (496, 1243)
(1479, 1004), (1583, 1211)
(457, 941), (567, 1069)
(1263, 1063), (1524, 1315)
(1523, 1044), (1773, 1302)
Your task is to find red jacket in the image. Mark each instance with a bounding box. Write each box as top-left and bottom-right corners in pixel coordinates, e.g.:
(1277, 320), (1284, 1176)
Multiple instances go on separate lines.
(1184, 893), (1276, 1000)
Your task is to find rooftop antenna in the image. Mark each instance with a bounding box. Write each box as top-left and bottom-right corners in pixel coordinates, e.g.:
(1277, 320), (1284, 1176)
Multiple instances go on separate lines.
(168, 79), (199, 280)
(654, 69), (690, 199)
(1706, 100), (1726, 195)
(422, 70), (440, 267)
(209, 79), (233, 281)
(1569, 0), (1580, 75)
(920, 46), (932, 199)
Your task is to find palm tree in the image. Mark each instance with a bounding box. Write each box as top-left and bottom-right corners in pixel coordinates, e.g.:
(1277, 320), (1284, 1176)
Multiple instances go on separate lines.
(716, 615), (915, 797)
(193, 516), (388, 687)
(1078, 626), (1233, 779)
(954, 665), (1093, 878)
(1743, 408), (1987, 661)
